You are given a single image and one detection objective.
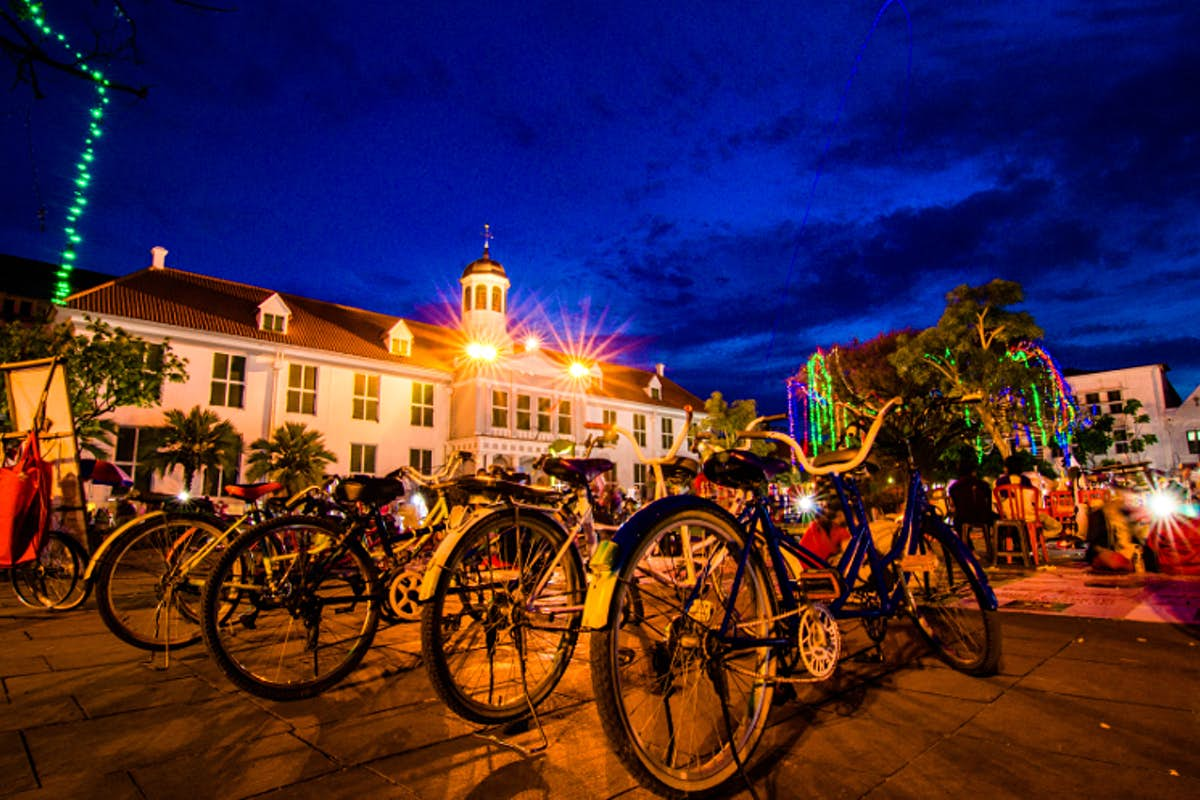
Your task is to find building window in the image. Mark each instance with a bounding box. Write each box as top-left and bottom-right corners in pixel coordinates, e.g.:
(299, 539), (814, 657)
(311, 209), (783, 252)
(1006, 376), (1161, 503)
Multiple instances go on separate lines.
(516, 394), (532, 431)
(463, 287), (472, 312)
(409, 448), (432, 474)
(633, 463), (648, 497)
(210, 353), (246, 408)
(350, 443), (377, 474)
(492, 390), (509, 428)
(201, 464), (236, 497)
(286, 364), (317, 415)
(603, 409), (617, 427)
(389, 337), (411, 356)
(1113, 428), (1129, 454)
(661, 417), (674, 450)
(1107, 389), (1123, 415)
(633, 413), (647, 447)
(651, 386), (661, 400)
(538, 398), (552, 433)
(1187, 430), (1200, 455)
(352, 373), (380, 421)
(410, 382), (434, 427)
(261, 312), (286, 333)
(474, 285), (487, 310)
(491, 286), (503, 312)
(113, 426), (152, 493)
(557, 400), (572, 435)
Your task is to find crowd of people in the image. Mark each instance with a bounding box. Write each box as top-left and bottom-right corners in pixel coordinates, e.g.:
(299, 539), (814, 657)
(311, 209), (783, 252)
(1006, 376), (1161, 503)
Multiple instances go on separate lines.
(945, 452), (1200, 574)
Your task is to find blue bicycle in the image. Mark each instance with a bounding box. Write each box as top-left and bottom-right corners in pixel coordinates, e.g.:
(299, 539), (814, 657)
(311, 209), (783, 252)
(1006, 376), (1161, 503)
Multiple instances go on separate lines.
(586, 397), (1001, 797)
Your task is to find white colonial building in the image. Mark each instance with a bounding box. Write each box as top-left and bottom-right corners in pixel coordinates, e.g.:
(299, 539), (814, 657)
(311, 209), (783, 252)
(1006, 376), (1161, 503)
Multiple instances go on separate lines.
(1064, 363), (1183, 472)
(62, 244), (701, 497)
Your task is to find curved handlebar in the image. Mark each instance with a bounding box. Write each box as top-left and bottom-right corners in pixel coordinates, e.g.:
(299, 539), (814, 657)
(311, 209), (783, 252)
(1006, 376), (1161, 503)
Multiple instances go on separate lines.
(583, 406), (694, 499)
(738, 397), (903, 475)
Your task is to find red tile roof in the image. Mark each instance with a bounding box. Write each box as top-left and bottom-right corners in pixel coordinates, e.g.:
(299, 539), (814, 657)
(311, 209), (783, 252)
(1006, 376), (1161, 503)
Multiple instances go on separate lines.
(66, 266), (702, 409)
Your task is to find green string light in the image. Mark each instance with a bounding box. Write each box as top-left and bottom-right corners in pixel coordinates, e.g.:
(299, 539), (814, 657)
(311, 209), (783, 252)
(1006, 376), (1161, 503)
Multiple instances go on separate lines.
(21, 1), (113, 304)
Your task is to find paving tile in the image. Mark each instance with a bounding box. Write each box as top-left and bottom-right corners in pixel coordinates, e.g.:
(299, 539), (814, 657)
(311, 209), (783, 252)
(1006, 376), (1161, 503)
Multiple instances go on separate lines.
(290, 698), (477, 765)
(1018, 656), (1199, 712)
(22, 692), (291, 778)
(961, 687), (1200, 776)
(864, 732), (1200, 800)
(0, 730), (38, 796)
(2, 765), (143, 800)
(131, 730), (340, 800)
(249, 765), (419, 799)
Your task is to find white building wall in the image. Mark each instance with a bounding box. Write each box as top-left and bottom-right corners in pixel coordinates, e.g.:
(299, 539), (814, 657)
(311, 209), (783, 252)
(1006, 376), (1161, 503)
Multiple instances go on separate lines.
(1065, 364), (1176, 472)
(60, 311), (453, 493)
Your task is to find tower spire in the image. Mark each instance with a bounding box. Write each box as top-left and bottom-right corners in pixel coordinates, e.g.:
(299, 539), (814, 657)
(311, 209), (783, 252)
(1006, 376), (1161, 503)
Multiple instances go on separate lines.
(481, 223), (493, 257)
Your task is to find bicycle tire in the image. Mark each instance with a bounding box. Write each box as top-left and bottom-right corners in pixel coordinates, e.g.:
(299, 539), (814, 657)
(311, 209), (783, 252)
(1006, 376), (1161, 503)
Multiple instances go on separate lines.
(10, 530), (89, 610)
(420, 508), (585, 724)
(94, 513), (227, 650)
(904, 524), (1001, 675)
(589, 507), (777, 797)
(201, 515), (381, 701)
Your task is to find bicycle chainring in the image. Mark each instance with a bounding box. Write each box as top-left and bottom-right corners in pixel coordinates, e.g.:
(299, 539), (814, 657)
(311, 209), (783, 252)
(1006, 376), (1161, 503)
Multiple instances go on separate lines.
(796, 603), (841, 680)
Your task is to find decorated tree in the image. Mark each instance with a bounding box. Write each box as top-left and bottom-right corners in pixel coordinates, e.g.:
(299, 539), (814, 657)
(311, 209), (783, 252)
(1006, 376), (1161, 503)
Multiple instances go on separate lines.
(789, 331), (975, 480)
(889, 280), (1069, 461)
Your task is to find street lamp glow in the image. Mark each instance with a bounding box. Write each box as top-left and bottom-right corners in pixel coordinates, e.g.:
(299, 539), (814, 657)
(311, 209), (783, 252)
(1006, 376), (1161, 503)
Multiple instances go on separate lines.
(466, 342), (498, 362)
(568, 361), (590, 379)
(524, 335), (540, 352)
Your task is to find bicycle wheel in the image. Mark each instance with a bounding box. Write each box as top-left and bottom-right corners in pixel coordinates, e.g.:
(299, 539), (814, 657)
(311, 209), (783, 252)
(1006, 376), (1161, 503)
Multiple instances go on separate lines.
(94, 513), (227, 650)
(903, 525), (1001, 675)
(201, 515), (381, 701)
(10, 531), (88, 610)
(420, 508), (585, 724)
(590, 507), (777, 797)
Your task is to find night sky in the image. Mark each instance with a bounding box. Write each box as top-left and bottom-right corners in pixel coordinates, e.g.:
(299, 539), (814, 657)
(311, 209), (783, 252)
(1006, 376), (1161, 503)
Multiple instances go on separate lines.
(3, 1), (1198, 412)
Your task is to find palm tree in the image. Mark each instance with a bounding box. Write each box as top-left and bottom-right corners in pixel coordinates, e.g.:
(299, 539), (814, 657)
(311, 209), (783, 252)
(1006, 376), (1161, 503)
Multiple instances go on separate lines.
(245, 422), (336, 494)
(145, 406), (242, 494)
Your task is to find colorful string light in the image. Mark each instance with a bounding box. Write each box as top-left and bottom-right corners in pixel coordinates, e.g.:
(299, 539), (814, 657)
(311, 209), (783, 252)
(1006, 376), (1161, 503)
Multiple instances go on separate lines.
(20, 1), (114, 303)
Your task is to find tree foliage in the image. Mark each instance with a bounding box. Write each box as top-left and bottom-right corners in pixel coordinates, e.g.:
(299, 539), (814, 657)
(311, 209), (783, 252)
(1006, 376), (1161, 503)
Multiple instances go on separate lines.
(245, 422), (336, 495)
(699, 391), (760, 451)
(144, 405), (241, 493)
(890, 279), (1049, 459)
(0, 314), (188, 455)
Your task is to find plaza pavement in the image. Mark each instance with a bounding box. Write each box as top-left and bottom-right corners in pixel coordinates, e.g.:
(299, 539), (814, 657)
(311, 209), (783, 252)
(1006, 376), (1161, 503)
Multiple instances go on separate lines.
(1, 562), (1198, 800)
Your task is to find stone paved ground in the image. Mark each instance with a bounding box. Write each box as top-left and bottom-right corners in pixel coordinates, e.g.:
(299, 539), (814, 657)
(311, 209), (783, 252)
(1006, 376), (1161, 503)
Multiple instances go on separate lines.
(2, 566), (1198, 799)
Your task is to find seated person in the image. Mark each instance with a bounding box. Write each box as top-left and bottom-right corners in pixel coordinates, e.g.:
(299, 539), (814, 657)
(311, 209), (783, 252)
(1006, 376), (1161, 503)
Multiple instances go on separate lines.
(949, 460), (996, 540)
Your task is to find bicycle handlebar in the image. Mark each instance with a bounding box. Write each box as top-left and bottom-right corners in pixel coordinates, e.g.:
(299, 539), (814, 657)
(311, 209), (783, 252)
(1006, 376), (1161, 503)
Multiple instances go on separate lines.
(738, 396), (903, 475)
(584, 406), (694, 499)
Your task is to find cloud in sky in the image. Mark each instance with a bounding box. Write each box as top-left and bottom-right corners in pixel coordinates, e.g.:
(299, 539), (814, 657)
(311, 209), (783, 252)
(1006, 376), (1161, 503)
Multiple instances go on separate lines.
(2, 0), (1197, 411)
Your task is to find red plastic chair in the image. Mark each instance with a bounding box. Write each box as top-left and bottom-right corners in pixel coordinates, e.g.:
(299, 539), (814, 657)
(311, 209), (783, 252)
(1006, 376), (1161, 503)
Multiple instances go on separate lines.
(993, 483), (1050, 567)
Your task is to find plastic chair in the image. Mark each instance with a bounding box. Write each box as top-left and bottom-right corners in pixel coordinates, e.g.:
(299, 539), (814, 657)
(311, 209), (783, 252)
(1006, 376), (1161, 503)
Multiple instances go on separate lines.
(993, 483), (1050, 567)
(1045, 489), (1078, 538)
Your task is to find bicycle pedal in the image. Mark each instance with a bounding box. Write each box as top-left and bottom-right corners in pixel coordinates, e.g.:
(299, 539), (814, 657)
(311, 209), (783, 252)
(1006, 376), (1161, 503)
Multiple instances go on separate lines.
(795, 569), (841, 601)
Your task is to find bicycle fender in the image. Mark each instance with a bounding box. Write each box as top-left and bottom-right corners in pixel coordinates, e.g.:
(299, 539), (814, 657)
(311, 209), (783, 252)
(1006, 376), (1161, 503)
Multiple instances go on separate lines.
(82, 510), (170, 580)
(922, 515), (1000, 612)
(417, 506), (565, 603)
(582, 494), (736, 630)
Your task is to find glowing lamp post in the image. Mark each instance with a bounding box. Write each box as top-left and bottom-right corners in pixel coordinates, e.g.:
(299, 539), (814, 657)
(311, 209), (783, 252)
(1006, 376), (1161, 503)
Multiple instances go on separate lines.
(466, 342), (498, 362)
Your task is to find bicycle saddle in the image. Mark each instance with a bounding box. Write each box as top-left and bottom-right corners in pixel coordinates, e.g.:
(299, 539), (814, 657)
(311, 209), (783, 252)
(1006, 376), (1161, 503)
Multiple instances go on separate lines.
(661, 456), (700, 484)
(335, 475), (405, 505)
(702, 449), (790, 490)
(224, 482), (284, 502)
(542, 457), (615, 488)
(454, 474), (562, 505)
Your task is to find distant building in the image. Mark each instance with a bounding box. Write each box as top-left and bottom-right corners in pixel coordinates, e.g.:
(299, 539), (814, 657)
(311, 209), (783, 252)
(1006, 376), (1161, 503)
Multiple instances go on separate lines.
(0, 254), (113, 322)
(60, 245), (701, 497)
(1064, 364), (1181, 472)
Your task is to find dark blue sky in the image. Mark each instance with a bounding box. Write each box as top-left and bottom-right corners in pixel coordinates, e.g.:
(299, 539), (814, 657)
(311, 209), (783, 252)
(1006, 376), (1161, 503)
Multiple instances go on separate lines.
(3, 1), (1198, 412)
